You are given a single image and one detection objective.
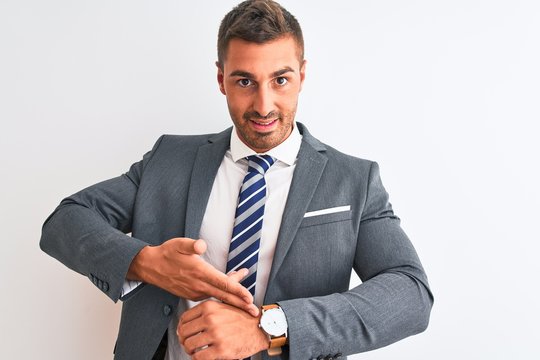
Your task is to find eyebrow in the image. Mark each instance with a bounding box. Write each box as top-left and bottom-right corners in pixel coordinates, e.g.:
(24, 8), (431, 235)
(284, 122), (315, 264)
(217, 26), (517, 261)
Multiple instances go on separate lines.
(229, 66), (295, 79)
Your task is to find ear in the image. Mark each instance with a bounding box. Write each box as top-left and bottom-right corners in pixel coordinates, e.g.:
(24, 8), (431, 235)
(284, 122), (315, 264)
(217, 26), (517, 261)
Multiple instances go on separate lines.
(299, 59), (307, 92)
(216, 61), (226, 95)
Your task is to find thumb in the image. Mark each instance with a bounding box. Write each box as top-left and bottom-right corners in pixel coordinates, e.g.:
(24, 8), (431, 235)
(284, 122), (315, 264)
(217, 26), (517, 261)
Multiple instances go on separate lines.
(175, 238), (207, 255)
(192, 239), (207, 255)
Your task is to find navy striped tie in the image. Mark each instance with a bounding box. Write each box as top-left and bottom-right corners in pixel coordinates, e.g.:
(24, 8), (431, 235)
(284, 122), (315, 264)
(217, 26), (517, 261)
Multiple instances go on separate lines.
(226, 155), (275, 297)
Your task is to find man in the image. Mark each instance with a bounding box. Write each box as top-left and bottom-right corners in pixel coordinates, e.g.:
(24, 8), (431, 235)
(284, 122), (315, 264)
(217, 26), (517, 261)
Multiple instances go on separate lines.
(40, 1), (433, 359)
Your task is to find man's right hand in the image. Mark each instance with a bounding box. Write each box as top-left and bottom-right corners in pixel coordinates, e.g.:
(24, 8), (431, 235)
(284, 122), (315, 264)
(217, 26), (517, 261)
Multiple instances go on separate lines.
(127, 237), (259, 317)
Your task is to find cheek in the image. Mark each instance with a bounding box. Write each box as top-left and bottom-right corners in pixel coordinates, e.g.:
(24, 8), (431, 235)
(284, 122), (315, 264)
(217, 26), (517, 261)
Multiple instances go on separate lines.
(277, 91), (300, 112)
(226, 95), (250, 119)
(225, 85), (248, 101)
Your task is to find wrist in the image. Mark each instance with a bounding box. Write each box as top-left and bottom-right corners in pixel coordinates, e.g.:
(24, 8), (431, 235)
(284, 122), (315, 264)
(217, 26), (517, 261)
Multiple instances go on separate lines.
(256, 317), (271, 351)
(127, 245), (153, 282)
(259, 304), (288, 356)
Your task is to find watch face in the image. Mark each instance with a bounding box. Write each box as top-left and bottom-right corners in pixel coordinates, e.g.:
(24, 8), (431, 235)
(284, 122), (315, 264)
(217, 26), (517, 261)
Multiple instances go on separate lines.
(261, 308), (287, 336)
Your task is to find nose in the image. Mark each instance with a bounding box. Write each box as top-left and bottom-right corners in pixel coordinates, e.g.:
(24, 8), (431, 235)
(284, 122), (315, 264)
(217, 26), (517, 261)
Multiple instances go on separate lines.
(252, 86), (275, 118)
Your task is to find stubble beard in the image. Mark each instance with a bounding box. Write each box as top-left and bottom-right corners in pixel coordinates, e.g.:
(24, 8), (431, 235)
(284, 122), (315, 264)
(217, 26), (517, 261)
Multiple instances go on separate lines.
(235, 110), (296, 152)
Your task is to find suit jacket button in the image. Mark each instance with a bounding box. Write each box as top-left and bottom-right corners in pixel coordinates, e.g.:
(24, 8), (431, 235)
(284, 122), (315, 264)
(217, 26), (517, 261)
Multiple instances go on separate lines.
(163, 305), (172, 316)
(103, 282), (109, 292)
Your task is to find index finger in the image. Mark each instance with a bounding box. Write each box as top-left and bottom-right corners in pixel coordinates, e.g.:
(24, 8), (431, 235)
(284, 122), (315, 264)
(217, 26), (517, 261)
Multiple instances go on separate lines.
(200, 264), (253, 304)
(210, 285), (260, 317)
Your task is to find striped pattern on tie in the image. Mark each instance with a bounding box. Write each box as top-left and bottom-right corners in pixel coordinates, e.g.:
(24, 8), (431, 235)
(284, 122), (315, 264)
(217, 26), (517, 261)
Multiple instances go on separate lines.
(226, 154), (275, 297)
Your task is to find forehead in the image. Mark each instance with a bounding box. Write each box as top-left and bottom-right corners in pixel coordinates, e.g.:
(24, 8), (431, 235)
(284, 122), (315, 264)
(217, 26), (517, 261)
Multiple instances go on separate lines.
(224, 36), (301, 74)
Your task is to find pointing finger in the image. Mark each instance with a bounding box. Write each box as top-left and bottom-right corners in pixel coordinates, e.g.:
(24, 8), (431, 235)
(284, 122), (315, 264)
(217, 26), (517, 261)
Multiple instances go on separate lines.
(227, 268), (249, 283)
(206, 271), (253, 304)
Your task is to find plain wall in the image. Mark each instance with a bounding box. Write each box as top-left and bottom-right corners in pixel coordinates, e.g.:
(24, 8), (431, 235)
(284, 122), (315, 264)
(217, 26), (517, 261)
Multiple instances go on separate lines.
(1, 0), (539, 358)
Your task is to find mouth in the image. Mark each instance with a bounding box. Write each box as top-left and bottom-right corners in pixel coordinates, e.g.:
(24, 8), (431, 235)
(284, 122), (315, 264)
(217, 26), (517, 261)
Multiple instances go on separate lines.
(250, 119), (278, 127)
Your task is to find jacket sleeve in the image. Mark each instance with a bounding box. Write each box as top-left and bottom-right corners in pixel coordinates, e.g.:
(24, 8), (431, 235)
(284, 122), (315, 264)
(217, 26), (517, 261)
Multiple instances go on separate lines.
(39, 136), (165, 302)
(278, 162), (434, 359)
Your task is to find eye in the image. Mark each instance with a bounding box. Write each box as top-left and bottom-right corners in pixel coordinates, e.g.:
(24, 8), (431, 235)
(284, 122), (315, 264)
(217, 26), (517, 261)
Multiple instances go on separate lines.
(238, 78), (253, 87)
(275, 77), (288, 86)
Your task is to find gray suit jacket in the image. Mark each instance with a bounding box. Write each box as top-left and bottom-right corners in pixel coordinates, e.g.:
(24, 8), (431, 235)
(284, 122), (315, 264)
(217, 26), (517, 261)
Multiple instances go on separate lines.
(40, 123), (433, 360)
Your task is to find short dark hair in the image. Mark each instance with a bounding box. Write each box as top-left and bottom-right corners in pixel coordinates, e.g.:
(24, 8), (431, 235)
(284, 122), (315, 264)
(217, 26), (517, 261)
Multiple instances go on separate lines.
(217, 0), (304, 67)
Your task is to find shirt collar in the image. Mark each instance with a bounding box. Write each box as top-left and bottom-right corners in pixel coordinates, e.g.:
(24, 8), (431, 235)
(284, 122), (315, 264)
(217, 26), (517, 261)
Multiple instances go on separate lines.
(230, 122), (302, 166)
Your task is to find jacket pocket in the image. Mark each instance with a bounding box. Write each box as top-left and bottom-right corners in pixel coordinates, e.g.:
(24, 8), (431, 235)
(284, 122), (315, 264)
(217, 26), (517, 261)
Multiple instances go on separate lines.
(299, 210), (352, 228)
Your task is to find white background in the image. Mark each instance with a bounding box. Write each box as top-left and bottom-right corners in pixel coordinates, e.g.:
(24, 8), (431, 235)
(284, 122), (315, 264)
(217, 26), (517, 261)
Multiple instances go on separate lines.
(1, 0), (539, 359)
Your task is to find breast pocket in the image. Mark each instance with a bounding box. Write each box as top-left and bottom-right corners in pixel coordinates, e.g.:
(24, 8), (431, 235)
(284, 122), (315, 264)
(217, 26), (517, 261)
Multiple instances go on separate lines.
(280, 209), (355, 297)
(299, 209), (352, 228)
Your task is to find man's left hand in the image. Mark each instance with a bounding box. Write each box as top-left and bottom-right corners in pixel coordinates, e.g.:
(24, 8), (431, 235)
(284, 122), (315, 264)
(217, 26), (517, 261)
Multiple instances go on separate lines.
(177, 300), (269, 359)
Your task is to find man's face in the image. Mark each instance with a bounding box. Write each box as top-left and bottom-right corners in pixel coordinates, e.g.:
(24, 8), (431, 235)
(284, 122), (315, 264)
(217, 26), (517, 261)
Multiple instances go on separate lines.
(217, 36), (306, 153)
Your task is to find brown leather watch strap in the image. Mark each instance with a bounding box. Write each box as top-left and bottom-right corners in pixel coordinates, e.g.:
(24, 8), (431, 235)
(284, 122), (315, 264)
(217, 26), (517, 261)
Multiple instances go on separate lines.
(261, 304), (288, 356)
(262, 304), (280, 310)
(269, 336), (287, 348)
(267, 346), (283, 356)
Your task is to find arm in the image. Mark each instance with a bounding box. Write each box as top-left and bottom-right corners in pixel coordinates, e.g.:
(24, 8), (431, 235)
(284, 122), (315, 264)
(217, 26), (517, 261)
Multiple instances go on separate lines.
(39, 136), (257, 314)
(178, 162), (433, 359)
(39, 136), (164, 302)
(279, 161), (434, 358)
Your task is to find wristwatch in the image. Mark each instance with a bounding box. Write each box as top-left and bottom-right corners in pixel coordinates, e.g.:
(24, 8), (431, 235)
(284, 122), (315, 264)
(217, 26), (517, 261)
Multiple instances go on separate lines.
(259, 304), (288, 356)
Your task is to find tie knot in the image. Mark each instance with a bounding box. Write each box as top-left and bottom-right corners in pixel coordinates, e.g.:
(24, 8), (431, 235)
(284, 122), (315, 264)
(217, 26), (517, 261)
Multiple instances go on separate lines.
(246, 155), (275, 175)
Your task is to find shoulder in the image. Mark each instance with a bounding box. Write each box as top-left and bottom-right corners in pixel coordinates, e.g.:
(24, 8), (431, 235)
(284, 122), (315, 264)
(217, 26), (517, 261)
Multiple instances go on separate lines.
(323, 143), (373, 168)
(317, 143), (379, 189)
(150, 127), (232, 155)
(159, 133), (218, 148)
(302, 135), (376, 180)
(298, 122), (375, 174)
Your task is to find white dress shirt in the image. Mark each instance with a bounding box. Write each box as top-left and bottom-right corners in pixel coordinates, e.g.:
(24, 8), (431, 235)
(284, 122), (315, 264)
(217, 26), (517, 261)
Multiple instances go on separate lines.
(161, 124), (302, 360)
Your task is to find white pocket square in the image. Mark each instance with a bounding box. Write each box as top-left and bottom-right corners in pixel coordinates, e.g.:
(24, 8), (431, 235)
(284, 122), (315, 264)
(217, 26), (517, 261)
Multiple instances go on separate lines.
(304, 205), (351, 218)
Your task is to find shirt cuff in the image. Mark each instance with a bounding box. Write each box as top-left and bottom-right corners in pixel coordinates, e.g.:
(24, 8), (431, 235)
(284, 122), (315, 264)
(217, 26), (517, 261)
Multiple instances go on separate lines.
(120, 279), (143, 300)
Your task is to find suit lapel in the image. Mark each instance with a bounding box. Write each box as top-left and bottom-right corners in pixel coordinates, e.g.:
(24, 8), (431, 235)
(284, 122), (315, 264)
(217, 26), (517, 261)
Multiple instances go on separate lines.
(184, 128), (232, 239)
(266, 125), (328, 289)
(183, 123), (328, 291)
